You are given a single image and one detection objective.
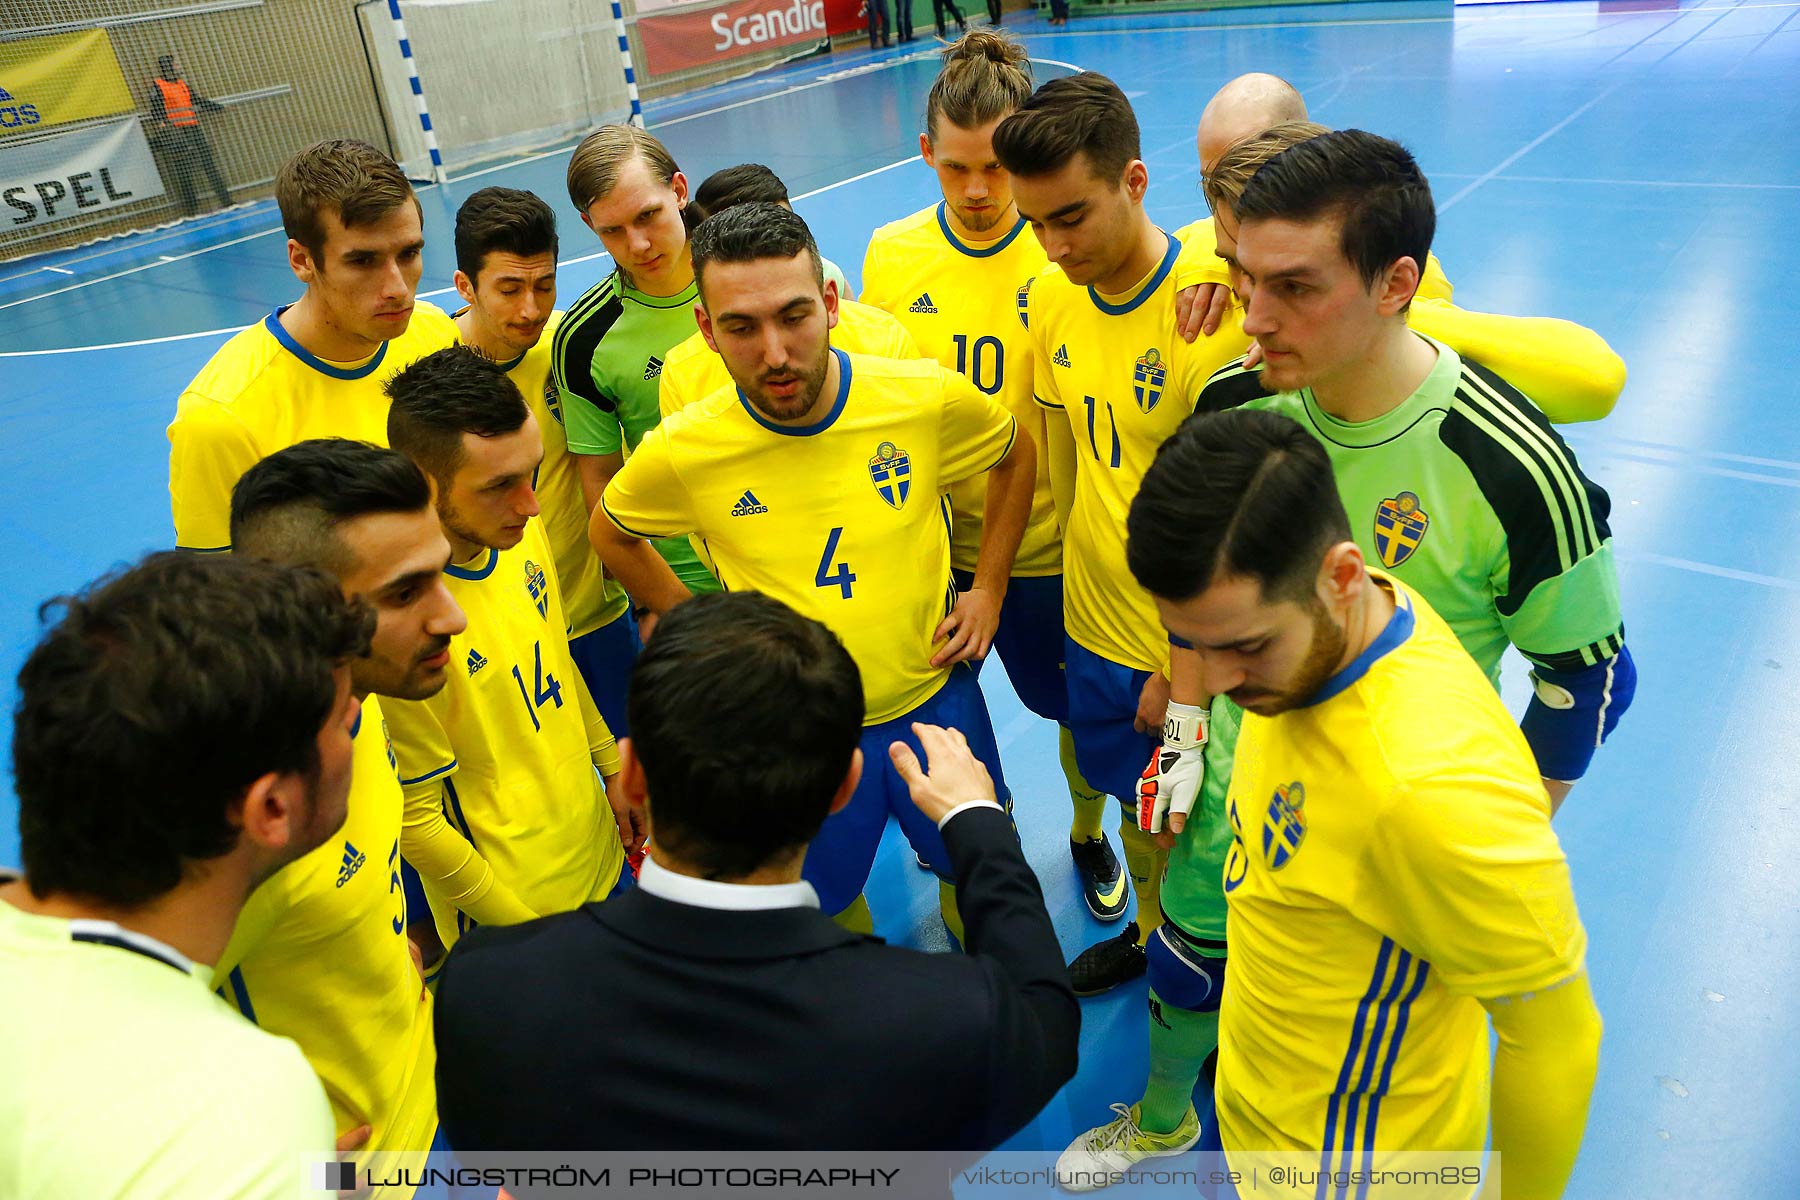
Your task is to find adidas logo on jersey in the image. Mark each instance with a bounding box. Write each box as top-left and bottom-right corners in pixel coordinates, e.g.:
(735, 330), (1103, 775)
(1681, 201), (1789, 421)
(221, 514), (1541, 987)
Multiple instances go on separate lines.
(1052, 344), (1072, 368)
(731, 489), (768, 517)
(336, 841), (367, 888)
(643, 356), (664, 381)
(466, 648), (489, 676)
(909, 294), (938, 314)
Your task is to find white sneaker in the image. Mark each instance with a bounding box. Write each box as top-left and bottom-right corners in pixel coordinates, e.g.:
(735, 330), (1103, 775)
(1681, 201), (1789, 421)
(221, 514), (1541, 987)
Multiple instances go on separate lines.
(1056, 1101), (1202, 1192)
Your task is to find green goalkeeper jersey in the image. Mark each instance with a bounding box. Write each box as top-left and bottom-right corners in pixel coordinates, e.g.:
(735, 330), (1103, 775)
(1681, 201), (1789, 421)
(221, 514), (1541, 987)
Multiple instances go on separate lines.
(1205, 336), (1625, 682)
(551, 268), (719, 594)
(1161, 694), (1241, 948)
(1163, 337), (1625, 947)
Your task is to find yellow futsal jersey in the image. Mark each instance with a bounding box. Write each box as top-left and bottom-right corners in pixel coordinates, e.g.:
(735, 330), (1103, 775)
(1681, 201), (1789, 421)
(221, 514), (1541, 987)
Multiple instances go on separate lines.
(657, 297), (920, 418)
(862, 204), (1061, 577)
(385, 520), (625, 952)
(488, 309), (619, 639)
(211, 695), (436, 1189)
(168, 301), (458, 551)
(1023, 232), (1248, 672)
(604, 350), (1017, 724)
(1216, 576), (1587, 1189)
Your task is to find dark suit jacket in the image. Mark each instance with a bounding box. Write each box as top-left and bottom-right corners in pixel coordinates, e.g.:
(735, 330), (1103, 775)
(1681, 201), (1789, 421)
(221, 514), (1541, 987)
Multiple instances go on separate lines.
(434, 805), (1078, 1152)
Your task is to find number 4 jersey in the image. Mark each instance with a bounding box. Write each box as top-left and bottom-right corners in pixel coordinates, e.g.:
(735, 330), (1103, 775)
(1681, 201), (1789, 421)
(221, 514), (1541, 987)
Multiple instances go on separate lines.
(383, 518), (624, 951)
(601, 349), (1018, 725)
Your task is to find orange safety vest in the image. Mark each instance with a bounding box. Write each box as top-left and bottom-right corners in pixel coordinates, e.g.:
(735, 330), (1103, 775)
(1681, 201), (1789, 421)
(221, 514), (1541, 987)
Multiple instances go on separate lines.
(154, 77), (197, 126)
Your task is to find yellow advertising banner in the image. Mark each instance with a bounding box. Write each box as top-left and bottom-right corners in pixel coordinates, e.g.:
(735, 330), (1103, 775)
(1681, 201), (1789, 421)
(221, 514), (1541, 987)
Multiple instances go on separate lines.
(0, 30), (135, 137)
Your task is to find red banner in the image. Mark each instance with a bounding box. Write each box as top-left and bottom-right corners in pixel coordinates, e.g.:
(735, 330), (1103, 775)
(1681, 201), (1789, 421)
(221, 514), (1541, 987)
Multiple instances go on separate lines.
(639, 0), (863, 75)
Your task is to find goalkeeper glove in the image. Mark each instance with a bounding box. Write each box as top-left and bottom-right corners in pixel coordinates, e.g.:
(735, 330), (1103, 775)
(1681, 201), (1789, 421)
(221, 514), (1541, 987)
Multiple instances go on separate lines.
(1136, 701), (1208, 833)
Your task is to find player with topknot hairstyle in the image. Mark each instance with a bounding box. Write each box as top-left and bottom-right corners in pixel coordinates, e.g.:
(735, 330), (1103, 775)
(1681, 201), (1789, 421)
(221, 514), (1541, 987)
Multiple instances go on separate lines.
(862, 33), (1131, 933)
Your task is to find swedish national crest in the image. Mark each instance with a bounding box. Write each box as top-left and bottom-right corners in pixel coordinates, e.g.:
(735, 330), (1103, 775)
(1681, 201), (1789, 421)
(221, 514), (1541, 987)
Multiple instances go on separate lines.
(1262, 781), (1307, 870)
(524, 558), (549, 619)
(1373, 491), (1430, 568)
(868, 441), (911, 509)
(1133, 348), (1166, 413)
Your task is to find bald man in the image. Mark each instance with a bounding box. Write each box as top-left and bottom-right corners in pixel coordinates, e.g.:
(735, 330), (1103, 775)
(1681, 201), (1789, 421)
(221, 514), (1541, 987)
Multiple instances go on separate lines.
(1177, 74), (1334, 341)
(1196, 72), (1305, 169)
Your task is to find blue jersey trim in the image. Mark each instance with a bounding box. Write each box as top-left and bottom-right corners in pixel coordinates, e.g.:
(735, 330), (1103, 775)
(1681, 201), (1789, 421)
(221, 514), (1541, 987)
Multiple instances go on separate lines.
(399, 759), (458, 787)
(70, 928), (188, 974)
(1321, 939), (1392, 1186)
(1355, 957), (1430, 1198)
(1298, 588), (1416, 710)
(1334, 947), (1416, 1195)
(600, 497), (664, 541)
(1087, 233), (1180, 316)
(176, 544), (231, 554)
(349, 710), (363, 740)
(444, 778), (477, 848)
(737, 348), (851, 437)
(223, 965), (259, 1024)
(444, 548), (498, 581)
(264, 307), (388, 380)
(937, 203), (1027, 259)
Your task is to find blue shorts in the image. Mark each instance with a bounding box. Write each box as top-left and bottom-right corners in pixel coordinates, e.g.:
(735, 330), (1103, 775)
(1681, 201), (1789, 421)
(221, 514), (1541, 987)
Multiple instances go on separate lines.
(1146, 925), (1227, 1013)
(1064, 636), (1159, 804)
(399, 859), (432, 930)
(952, 569), (1069, 725)
(568, 611), (640, 737)
(802, 663), (1013, 915)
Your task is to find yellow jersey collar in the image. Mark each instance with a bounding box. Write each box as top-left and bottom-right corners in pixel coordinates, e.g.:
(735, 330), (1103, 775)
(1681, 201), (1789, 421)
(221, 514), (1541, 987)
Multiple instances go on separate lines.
(936, 203), (1028, 259)
(445, 546), (499, 581)
(1088, 231), (1179, 316)
(264, 307), (387, 380)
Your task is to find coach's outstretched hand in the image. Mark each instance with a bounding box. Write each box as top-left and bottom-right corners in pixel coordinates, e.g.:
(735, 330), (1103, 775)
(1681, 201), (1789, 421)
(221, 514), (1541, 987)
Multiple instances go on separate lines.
(890, 722), (997, 826)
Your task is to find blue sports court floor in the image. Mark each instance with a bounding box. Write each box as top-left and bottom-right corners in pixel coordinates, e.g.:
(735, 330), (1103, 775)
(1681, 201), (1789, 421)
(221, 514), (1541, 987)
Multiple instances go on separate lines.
(3, 2), (1797, 1193)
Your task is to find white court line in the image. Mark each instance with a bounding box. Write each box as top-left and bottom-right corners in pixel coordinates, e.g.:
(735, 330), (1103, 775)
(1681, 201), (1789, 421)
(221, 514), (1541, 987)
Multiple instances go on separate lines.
(1436, 84), (1620, 212)
(2, 247), (619, 357)
(0, 324), (252, 356)
(0, 225), (284, 313)
(649, 51), (942, 130)
(1580, 447), (1800, 491)
(790, 154), (923, 201)
(0, 201), (274, 284)
(1564, 433), (1800, 474)
(1623, 552), (1800, 592)
(1455, 174), (1800, 191)
(0, 145), (937, 357)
